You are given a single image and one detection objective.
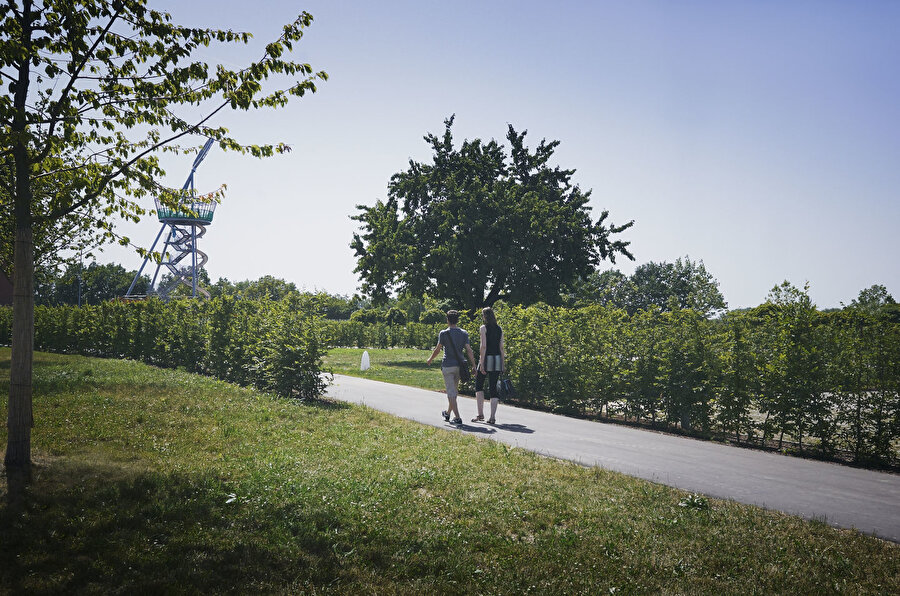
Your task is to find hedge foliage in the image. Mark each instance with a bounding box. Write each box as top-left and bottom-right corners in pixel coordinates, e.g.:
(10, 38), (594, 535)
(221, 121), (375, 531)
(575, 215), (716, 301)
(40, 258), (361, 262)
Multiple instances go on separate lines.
(324, 299), (900, 465)
(5, 292), (897, 465)
(321, 319), (442, 350)
(0, 295), (330, 400)
(497, 301), (900, 466)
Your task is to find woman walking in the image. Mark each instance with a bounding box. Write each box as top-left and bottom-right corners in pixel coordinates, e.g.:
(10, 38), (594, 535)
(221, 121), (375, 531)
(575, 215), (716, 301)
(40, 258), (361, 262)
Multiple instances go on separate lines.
(472, 307), (506, 425)
(426, 310), (476, 425)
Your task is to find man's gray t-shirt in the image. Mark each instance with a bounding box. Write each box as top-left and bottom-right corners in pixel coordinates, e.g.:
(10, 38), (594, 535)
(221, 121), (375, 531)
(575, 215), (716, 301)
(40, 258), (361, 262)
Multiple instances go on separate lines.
(439, 327), (469, 368)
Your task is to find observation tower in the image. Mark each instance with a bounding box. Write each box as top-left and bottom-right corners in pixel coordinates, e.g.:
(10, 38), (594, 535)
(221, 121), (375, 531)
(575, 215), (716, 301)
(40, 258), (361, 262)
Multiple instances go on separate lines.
(126, 138), (218, 299)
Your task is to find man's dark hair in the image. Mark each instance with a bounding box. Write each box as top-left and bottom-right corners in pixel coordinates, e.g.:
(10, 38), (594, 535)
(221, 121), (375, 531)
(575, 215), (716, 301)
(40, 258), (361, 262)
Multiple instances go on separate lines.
(446, 310), (460, 325)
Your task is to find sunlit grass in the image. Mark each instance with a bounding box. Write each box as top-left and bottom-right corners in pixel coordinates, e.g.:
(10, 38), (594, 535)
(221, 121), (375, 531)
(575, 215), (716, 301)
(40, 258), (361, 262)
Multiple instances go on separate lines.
(1, 349), (897, 594)
(324, 347), (446, 391)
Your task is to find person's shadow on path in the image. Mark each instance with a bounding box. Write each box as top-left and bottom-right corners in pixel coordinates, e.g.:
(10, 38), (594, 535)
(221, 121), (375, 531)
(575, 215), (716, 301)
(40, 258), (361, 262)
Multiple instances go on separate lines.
(452, 423), (495, 434)
(494, 423), (533, 434)
(454, 422), (534, 435)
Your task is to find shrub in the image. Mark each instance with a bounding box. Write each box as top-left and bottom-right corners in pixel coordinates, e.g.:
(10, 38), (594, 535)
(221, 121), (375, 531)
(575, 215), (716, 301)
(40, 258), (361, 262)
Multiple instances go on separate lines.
(385, 307), (407, 326)
(420, 309), (446, 325)
(350, 308), (383, 324)
(18, 297), (329, 400)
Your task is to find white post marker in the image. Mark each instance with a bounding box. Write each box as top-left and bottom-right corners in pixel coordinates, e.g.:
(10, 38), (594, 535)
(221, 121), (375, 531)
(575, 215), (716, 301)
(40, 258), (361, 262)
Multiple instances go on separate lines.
(360, 350), (370, 371)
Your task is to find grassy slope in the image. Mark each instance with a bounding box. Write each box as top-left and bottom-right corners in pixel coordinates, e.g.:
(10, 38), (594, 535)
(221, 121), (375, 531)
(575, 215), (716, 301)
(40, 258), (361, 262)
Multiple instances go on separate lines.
(0, 349), (896, 594)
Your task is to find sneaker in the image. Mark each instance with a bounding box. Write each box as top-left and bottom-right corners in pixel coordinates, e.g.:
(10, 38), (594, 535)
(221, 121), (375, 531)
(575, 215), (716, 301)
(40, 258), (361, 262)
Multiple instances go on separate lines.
(452, 417), (463, 425)
(441, 411), (450, 422)
(487, 418), (496, 425)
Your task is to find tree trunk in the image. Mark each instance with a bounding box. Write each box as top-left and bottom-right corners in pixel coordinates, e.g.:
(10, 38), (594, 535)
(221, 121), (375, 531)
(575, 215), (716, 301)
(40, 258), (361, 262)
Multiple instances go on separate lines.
(854, 392), (862, 462)
(5, 227), (34, 470)
(483, 275), (507, 308)
(5, 0), (35, 472)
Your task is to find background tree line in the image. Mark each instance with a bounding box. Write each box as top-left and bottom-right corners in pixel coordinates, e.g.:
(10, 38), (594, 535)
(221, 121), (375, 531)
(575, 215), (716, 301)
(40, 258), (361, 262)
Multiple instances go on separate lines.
(30, 262), (364, 314)
(29, 259), (452, 323)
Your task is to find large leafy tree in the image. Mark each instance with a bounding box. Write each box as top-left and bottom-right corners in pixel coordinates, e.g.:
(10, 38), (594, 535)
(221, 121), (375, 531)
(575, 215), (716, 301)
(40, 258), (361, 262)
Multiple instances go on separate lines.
(567, 257), (726, 317)
(847, 284), (896, 313)
(351, 116), (634, 309)
(1, 0), (326, 470)
(626, 258), (726, 316)
(565, 268), (631, 308)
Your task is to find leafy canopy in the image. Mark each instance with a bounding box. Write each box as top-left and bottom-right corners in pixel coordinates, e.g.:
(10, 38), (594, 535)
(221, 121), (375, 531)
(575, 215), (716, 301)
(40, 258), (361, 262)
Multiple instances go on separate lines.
(570, 257), (726, 317)
(0, 162), (106, 276)
(1, 0), (326, 469)
(847, 284), (896, 312)
(1, 0), (327, 256)
(351, 116), (633, 310)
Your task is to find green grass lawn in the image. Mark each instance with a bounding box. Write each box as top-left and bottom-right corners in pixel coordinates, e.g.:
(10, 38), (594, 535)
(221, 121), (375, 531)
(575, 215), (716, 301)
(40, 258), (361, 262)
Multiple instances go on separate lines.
(325, 347), (446, 391)
(1, 349), (897, 594)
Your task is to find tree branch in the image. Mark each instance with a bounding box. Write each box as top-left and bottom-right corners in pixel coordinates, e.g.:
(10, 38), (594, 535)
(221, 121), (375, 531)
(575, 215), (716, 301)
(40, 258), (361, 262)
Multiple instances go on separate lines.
(34, 99), (229, 224)
(35, 6), (124, 164)
(5, 0), (21, 20)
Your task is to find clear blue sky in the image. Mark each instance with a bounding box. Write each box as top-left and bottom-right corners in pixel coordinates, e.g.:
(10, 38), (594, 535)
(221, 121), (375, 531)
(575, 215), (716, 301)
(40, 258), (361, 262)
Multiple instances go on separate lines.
(101, 0), (900, 309)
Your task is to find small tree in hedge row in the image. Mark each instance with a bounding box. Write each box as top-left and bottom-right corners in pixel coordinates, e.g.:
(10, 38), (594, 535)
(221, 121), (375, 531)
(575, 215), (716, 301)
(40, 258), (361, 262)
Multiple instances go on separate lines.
(657, 308), (717, 432)
(385, 307), (407, 326)
(420, 309), (447, 325)
(717, 311), (760, 441)
(350, 309), (383, 325)
(255, 296), (330, 399)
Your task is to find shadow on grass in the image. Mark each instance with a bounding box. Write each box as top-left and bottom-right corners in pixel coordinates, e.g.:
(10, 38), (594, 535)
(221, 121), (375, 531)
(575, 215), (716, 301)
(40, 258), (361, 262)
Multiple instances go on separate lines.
(295, 395), (351, 411)
(0, 353), (73, 373)
(0, 458), (450, 593)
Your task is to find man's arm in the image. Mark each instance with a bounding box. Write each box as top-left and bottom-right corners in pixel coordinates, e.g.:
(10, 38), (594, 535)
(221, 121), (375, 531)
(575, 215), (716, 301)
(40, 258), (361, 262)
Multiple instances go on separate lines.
(426, 343), (442, 365)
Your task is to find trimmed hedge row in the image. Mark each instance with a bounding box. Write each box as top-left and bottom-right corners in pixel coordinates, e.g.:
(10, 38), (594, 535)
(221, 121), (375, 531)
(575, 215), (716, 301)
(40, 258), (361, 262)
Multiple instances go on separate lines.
(321, 320), (442, 350)
(0, 295), (330, 399)
(320, 302), (899, 465)
(5, 294), (897, 465)
(497, 303), (900, 466)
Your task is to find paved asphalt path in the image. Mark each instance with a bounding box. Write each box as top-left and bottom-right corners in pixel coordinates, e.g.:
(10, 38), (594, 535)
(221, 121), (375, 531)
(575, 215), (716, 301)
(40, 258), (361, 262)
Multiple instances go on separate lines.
(326, 374), (900, 542)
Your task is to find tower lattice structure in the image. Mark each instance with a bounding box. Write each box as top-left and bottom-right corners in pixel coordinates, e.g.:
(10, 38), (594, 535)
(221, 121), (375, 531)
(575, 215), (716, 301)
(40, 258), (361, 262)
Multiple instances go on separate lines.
(126, 138), (217, 300)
